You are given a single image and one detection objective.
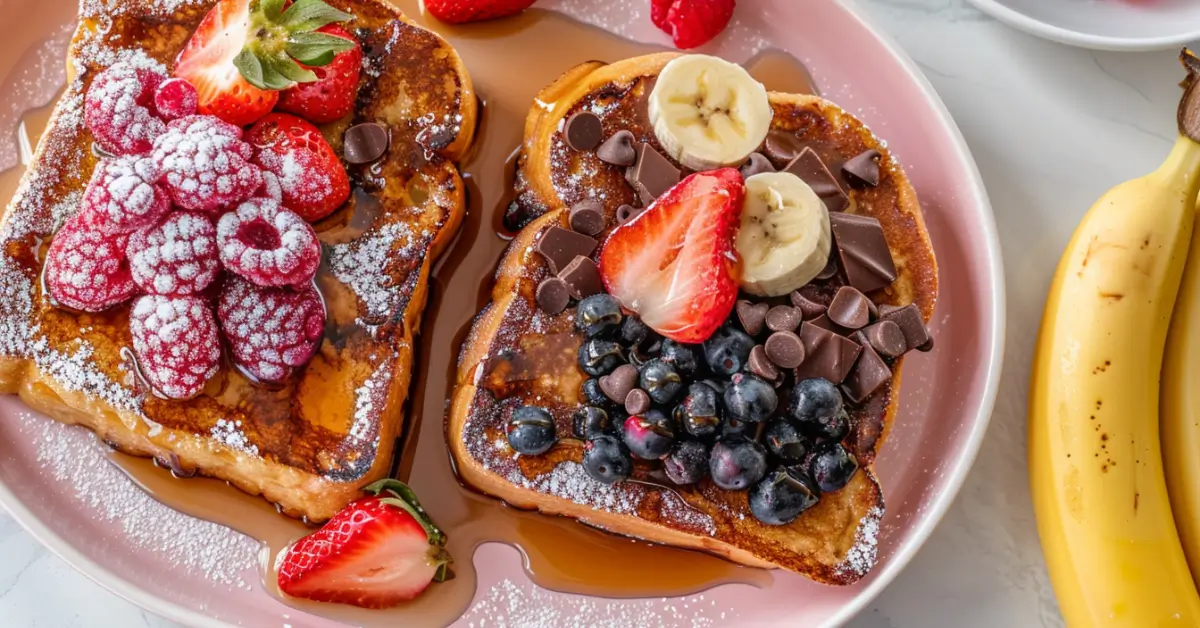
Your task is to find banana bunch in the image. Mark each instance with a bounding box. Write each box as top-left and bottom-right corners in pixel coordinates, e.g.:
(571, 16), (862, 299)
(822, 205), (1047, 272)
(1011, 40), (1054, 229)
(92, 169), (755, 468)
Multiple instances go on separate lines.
(1030, 50), (1200, 626)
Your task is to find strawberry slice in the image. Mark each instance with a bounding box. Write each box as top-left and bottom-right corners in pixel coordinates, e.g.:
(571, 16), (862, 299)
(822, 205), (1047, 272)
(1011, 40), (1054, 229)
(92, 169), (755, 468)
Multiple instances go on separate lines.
(598, 168), (744, 343)
(277, 479), (452, 609)
(175, 0), (278, 126)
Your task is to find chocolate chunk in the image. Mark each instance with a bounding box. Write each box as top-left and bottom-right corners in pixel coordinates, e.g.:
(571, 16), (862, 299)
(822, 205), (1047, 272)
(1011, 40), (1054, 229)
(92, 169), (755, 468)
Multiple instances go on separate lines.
(625, 388), (651, 415)
(808, 314), (849, 335)
(764, 331), (806, 369)
(862, 320), (906, 358)
(789, 292), (827, 320)
(764, 305), (802, 333)
(535, 277), (571, 314)
(558, 255), (604, 298)
(917, 337), (935, 352)
(794, 321), (862, 384)
(600, 364), (639, 403)
(626, 143), (680, 206)
(736, 300), (769, 337)
(816, 255), (839, 280)
(568, 200), (606, 236)
(827, 286), (870, 330)
(881, 304), (932, 353)
(416, 125), (457, 152)
(565, 111), (604, 151)
(536, 226), (597, 274)
(786, 147), (849, 212)
(616, 204), (642, 225)
(828, 212), (898, 293)
(739, 152), (776, 178)
(343, 122), (390, 164)
(843, 342), (891, 403)
(596, 130), (637, 166)
(763, 129), (806, 163)
(866, 298), (879, 320)
(877, 303), (902, 318)
(747, 345), (780, 381)
(843, 149), (881, 187)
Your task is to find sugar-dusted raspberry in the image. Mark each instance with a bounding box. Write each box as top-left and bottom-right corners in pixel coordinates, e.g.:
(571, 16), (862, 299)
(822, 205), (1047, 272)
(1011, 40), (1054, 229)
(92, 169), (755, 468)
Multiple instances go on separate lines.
(129, 295), (221, 399)
(81, 155), (170, 234)
(218, 277), (326, 383)
(255, 170), (283, 202)
(127, 212), (220, 296)
(153, 77), (199, 121)
(217, 197), (321, 287)
(84, 62), (166, 156)
(151, 115), (263, 214)
(44, 211), (138, 312)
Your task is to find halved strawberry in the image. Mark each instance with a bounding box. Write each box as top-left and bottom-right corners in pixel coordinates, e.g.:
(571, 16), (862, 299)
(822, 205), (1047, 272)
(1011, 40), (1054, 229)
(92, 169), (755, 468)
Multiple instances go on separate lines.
(598, 169), (744, 343)
(276, 24), (362, 124)
(277, 479), (452, 609)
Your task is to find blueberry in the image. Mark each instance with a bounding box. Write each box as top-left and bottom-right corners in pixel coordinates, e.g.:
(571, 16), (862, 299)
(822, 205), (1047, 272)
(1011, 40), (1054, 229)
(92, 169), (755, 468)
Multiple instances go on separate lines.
(709, 437), (768, 491)
(578, 338), (624, 377)
(506, 406), (557, 455)
(629, 343), (655, 367)
(622, 409), (676, 460)
(720, 416), (750, 440)
(674, 383), (722, 439)
(660, 339), (701, 377)
(619, 316), (653, 347)
(575, 294), (622, 337)
(723, 373), (778, 423)
(749, 466), (820, 525)
(581, 378), (613, 409)
(702, 326), (755, 376)
(808, 442), (858, 493)
(764, 419), (809, 464)
(582, 435), (633, 484)
(664, 440), (710, 485)
(703, 378), (730, 394)
(639, 358), (683, 405)
(572, 406), (612, 439)
(788, 378), (848, 440)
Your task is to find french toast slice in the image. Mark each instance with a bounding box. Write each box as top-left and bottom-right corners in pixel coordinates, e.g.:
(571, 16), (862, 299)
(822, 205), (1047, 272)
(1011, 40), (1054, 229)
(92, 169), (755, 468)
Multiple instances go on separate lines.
(0, 0), (475, 522)
(449, 53), (937, 584)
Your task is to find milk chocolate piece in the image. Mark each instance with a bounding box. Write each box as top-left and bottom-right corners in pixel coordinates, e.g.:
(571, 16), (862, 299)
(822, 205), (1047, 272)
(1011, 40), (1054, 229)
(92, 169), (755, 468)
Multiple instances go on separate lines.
(616, 204), (641, 225)
(535, 277), (571, 315)
(565, 111), (604, 151)
(343, 122), (390, 164)
(763, 129), (806, 163)
(626, 143), (680, 206)
(625, 388), (651, 415)
(536, 226), (597, 274)
(827, 286), (871, 330)
(600, 364), (639, 403)
(558, 255), (604, 298)
(747, 345), (780, 381)
(843, 149), (881, 187)
(764, 331), (806, 369)
(789, 292), (827, 320)
(740, 152), (776, 178)
(843, 342), (891, 403)
(863, 320), (906, 358)
(877, 303), (902, 318)
(794, 321), (862, 384)
(786, 147), (849, 212)
(596, 130), (637, 166)
(829, 212), (898, 293)
(568, 200), (606, 236)
(765, 305), (802, 333)
(736, 300), (769, 337)
(881, 304), (932, 352)
(808, 314), (850, 336)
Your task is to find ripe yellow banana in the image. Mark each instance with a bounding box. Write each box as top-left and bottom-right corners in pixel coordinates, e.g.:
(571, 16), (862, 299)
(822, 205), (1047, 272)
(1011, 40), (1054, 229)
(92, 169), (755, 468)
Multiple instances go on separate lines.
(1029, 119), (1200, 628)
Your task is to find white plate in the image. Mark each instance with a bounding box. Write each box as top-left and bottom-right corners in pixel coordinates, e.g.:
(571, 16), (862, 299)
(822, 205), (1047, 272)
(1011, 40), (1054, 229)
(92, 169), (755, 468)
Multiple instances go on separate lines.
(968, 0), (1200, 50)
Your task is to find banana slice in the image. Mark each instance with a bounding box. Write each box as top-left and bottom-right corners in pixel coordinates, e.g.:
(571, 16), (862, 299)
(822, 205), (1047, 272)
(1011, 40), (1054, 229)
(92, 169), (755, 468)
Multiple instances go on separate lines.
(648, 54), (772, 172)
(737, 172), (831, 297)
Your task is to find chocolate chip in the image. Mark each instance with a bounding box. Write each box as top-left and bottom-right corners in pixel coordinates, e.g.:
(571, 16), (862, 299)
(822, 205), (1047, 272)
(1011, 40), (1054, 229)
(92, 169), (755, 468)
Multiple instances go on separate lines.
(416, 125), (456, 152)
(917, 336), (935, 352)
(625, 388), (651, 415)
(565, 111), (604, 151)
(536, 226), (597, 274)
(786, 147), (849, 212)
(862, 320), (906, 358)
(736, 300), (769, 337)
(763, 129), (806, 163)
(789, 292), (827, 320)
(596, 130), (637, 166)
(794, 321), (862, 384)
(343, 122), (390, 164)
(881, 304), (932, 353)
(843, 149), (881, 187)
(558, 255), (604, 299)
(808, 314), (847, 335)
(764, 331), (806, 369)
(829, 212), (898, 293)
(739, 152), (776, 178)
(568, 200), (606, 236)
(877, 303), (902, 317)
(600, 364), (639, 403)
(867, 298), (879, 320)
(535, 277), (571, 314)
(843, 342), (891, 403)
(764, 305), (802, 333)
(626, 143), (680, 206)
(747, 345), (780, 381)
(827, 286), (871, 330)
(816, 255), (838, 280)
(616, 204), (642, 225)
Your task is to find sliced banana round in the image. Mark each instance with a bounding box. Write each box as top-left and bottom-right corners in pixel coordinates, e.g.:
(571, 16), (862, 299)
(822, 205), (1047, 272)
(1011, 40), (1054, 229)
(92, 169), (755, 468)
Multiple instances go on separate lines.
(736, 172), (832, 297)
(648, 54), (772, 172)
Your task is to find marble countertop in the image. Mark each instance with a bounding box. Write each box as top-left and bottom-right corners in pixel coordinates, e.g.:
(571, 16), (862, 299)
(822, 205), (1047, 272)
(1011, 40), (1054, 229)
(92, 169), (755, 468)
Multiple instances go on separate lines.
(2, 0), (1189, 625)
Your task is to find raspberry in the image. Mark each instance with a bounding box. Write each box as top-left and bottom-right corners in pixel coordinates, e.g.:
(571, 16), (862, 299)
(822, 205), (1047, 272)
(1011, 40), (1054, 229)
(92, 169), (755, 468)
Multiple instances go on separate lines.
(81, 156), (170, 234)
(255, 171), (283, 202)
(217, 198), (321, 287)
(650, 0), (735, 50)
(44, 212), (138, 312)
(218, 277), (326, 383)
(151, 115), (263, 214)
(127, 212), (220, 296)
(84, 62), (167, 156)
(129, 295), (221, 400)
(153, 78), (199, 121)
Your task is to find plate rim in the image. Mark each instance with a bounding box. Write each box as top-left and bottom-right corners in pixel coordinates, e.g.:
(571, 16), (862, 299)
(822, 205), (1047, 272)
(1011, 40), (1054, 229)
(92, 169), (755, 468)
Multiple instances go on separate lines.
(967, 0), (1200, 51)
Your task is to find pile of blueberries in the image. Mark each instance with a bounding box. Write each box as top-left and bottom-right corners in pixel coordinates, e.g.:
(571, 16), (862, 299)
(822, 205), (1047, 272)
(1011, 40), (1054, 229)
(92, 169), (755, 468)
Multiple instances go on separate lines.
(505, 293), (861, 526)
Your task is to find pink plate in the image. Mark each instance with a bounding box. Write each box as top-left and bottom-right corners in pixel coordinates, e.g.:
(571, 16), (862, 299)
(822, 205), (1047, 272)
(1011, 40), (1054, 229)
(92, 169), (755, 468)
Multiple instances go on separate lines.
(0, 0), (1004, 625)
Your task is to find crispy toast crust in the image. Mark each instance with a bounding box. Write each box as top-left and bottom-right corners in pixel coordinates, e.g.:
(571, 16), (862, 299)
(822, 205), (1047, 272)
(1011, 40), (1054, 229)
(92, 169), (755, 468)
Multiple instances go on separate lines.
(0, 0), (476, 522)
(449, 54), (937, 584)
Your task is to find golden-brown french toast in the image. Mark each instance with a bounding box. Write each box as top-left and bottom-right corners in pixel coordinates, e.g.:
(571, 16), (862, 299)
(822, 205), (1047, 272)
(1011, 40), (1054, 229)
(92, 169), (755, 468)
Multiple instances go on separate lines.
(450, 53), (936, 584)
(0, 0), (475, 523)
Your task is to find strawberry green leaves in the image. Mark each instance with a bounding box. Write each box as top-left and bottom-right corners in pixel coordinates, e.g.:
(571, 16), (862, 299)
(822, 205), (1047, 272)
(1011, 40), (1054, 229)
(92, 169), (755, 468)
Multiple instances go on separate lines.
(233, 0), (355, 91)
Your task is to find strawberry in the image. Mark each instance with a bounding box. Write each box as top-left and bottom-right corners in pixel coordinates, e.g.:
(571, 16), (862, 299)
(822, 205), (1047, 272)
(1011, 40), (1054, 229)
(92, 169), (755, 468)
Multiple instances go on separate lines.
(424, 0), (538, 25)
(277, 479), (452, 609)
(248, 113), (351, 222)
(598, 169), (744, 344)
(174, 0), (357, 127)
(276, 25), (362, 124)
(650, 0), (736, 50)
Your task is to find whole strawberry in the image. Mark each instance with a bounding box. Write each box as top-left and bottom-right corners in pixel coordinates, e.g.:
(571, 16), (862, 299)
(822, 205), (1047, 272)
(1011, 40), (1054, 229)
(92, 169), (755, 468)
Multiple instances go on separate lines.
(650, 0), (735, 50)
(247, 113), (350, 222)
(276, 24), (362, 124)
(424, 0), (537, 24)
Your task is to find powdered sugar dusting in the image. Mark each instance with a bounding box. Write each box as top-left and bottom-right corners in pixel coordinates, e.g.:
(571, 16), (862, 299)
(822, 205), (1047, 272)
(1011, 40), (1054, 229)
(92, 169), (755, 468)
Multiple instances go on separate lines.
(349, 357), (393, 446)
(211, 418), (261, 457)
(835, 505), (883, 579)
(329, 221), (416, 323)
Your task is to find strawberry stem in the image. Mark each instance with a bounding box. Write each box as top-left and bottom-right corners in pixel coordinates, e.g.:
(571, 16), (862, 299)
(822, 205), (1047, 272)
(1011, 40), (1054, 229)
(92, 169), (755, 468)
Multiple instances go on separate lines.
(234, 0), (354, 90)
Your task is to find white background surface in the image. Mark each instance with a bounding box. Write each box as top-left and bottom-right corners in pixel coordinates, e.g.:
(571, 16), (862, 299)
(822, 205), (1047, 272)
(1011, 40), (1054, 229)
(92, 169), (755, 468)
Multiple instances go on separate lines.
(0, 0), (1189, 625)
